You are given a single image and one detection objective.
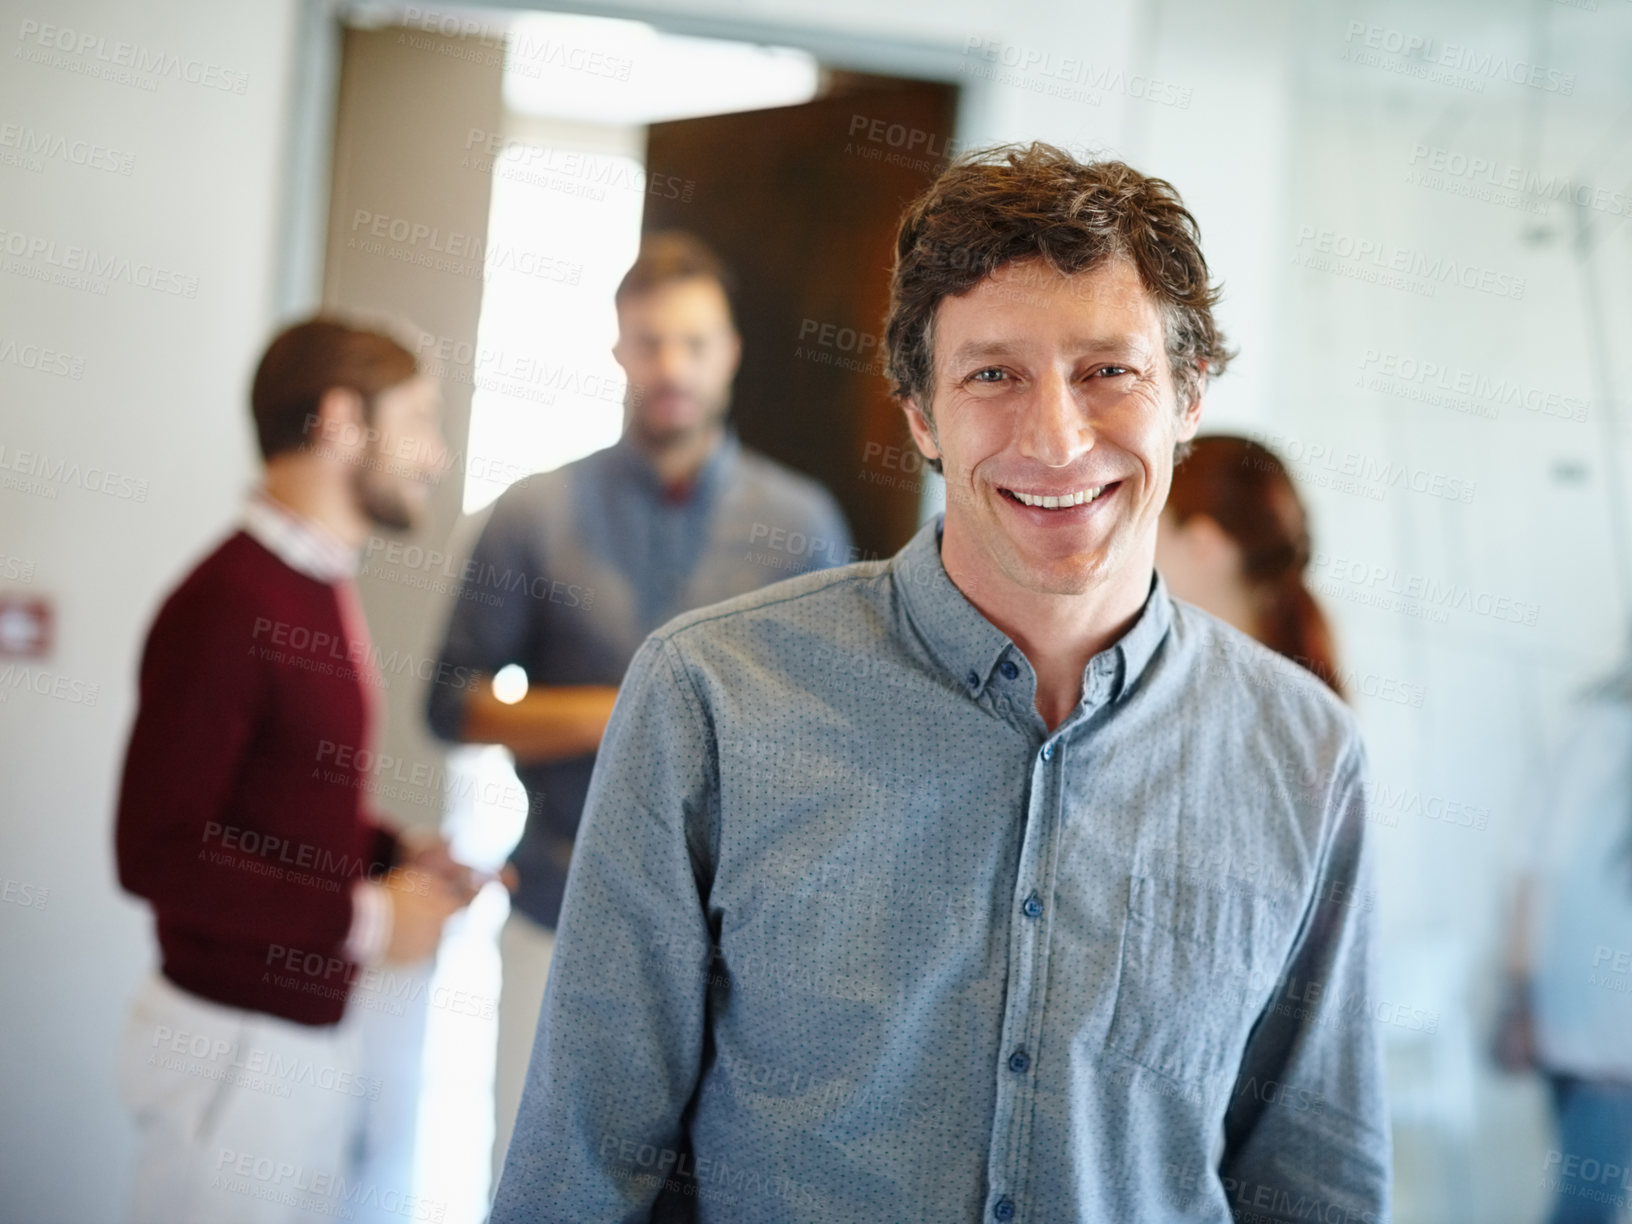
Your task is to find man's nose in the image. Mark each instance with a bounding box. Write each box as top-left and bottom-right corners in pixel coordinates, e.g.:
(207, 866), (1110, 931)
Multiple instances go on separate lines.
(655, 339), (690, 384)
(1016, 369), (1092, 466)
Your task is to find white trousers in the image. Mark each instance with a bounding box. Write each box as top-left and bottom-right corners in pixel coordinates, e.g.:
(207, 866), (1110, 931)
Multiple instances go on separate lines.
(117, 971), (370, 1224)
(491, 910), (555, 1193)
(347, 959), (432, 1224)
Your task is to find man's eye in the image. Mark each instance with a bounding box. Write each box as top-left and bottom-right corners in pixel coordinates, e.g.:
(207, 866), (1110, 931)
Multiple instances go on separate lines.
(970, 368), (1006, 383)
(1097, 366), (1129, 378)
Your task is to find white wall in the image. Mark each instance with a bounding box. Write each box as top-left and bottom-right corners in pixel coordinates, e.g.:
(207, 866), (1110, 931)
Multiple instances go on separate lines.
(0, 1), (299, 1217)
(1268, 5), (1632, 1217)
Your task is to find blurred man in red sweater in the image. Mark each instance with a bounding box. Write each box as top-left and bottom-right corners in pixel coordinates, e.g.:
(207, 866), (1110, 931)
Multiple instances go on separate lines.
(115, 317), (477, 1223)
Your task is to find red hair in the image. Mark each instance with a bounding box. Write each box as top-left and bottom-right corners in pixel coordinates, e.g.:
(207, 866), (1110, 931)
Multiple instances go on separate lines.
(1168, 435), (1344, 699)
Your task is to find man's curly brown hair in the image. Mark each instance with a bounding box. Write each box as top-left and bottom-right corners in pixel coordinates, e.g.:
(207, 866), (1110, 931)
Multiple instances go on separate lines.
(883, 142), (1234, 470)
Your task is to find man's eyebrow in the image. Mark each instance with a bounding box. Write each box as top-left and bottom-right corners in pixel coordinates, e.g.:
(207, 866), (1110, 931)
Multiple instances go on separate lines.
(944, 336), (1155, 365)
(1072, 336), (1158, 359)
(944, 339), (1027, 365)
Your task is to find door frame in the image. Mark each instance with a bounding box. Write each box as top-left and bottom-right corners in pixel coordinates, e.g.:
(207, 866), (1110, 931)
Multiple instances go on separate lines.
(275, 0), (990, 317)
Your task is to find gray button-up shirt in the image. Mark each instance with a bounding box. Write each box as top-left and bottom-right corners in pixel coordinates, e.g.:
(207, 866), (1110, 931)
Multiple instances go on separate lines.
(492, 516), (1390, 1223)
(425, 431), (853, 926)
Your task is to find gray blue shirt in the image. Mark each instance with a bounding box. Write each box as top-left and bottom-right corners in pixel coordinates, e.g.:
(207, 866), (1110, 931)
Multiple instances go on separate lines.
(426, 431), (853, 925)
(492, 516), (1391, 1223)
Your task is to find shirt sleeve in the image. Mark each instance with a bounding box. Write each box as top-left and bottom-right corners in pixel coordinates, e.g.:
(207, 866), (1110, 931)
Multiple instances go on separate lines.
(425, 494), (538, 743)
(343, 880), (394, 965)
(114, 578), (354, 949)
(490, 633), (717, 1222)
(1218, 738), (1392, 1223)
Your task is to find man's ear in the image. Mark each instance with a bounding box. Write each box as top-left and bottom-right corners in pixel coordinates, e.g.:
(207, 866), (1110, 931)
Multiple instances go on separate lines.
(902, 397), (941, 466)
(723, 327), (743, 380)
(1176, 361), (1207, 443)
(311, 386), (367, 452)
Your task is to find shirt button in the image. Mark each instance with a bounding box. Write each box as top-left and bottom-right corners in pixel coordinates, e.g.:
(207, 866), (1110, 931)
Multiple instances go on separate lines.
(1022, 893), (1043, 919)
(1008, 1049), (1030, 1074)
(966, 670), (980, 689)
(993, 1197), (1015, 1221)
(1040, 743), (1054, 761)
(1000, 660), (1019, 680)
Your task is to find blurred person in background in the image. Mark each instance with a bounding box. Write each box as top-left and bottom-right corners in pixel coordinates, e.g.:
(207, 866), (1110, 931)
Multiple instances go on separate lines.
(424, 230), (854, 1188)
(1156, 433), (1344, 698)
(115, 317), (483, 1223)
(1496, 647), (1632, 1224)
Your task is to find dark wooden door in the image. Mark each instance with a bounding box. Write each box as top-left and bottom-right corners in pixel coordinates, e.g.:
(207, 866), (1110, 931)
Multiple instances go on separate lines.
(644, 80), (959, 559)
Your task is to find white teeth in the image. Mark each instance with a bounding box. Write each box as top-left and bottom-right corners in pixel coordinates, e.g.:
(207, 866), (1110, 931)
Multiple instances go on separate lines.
(1012, 485), (1106, 508)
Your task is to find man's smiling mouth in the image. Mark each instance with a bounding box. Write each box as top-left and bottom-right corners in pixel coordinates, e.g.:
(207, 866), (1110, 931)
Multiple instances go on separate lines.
(998, 483), (1118, 509)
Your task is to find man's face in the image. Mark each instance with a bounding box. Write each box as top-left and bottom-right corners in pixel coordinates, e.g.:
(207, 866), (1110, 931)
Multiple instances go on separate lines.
(354, 374), (446, 531)
(905, 256), (1202, 600)
(612, 277), (741, 447)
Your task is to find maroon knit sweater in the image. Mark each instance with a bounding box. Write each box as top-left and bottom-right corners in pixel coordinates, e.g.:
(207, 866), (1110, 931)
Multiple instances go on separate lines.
(116, 531), (401, 1026)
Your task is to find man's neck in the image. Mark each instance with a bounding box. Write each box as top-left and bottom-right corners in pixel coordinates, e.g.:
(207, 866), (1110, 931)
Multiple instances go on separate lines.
(260, 464), (367, 549)
(941, 531), (1153, 732)
(629, 422), (725, 490)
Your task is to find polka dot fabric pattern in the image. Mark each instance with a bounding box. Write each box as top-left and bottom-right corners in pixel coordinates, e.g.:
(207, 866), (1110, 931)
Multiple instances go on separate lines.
(490, 518), (1391, 1224)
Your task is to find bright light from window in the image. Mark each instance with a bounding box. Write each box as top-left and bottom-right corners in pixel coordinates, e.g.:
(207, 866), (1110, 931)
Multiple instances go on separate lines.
(461, 136), (643, 514)
(502, 13), (820, 125)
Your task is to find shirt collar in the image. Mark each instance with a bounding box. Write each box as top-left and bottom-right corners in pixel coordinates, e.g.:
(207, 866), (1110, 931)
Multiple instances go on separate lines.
(610, 427), (740, 503)
(893, 515), (1173, 709)
(241, 489), (360, 583)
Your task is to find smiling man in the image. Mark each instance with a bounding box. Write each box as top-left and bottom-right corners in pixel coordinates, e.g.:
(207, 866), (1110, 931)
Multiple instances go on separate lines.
(492, 144), (1390, 1223)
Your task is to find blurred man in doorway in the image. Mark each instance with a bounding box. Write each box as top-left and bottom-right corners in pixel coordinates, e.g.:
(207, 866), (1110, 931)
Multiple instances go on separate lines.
(425, 231), (854, 1188)
(115, 316), (482, 1223)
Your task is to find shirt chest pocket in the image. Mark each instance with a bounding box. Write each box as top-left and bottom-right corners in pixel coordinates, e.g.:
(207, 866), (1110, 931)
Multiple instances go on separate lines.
(1105, 874), (1288, 1088)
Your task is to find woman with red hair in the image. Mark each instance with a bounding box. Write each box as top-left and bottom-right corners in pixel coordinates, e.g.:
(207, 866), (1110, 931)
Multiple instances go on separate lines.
(1156, 433), (1345, 698)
